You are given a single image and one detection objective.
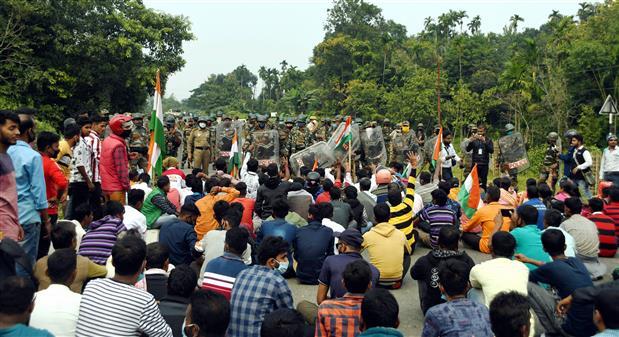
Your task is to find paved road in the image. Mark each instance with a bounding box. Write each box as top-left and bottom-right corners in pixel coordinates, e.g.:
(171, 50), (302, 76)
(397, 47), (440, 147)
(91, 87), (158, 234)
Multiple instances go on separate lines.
(288, 246), (619, 336)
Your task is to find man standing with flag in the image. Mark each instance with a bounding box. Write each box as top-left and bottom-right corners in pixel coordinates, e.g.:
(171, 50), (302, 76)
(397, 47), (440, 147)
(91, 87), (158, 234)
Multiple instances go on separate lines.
(148, 70), (166, 179)
(439, 129), (461, 181)
(229, 130), (240, 178)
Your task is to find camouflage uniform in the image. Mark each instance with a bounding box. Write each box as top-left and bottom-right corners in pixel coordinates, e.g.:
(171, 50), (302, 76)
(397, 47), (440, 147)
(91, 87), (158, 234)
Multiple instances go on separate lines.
(382, 119), (393, 162)
(461, 124), (478, 177)
(129, 113), (149, 172)
(540, 132), (560, 192)
(188, 116), (212, 171)
(243, 114), (271, 153)
(279, 117), (295, 157)
(290, 115), (310, 154)
(498, 123), (518, 187)
(164, 116), (183, 159)
(182, 118), (195, 167)
(416, 123), (426, 147)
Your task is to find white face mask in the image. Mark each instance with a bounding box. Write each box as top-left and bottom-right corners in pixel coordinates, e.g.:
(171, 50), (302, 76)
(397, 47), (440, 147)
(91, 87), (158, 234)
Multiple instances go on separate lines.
(198, 122), (207, 128)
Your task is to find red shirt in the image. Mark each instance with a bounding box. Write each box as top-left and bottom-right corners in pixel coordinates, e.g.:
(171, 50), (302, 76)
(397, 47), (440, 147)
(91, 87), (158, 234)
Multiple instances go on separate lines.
(316, 192), (331, 204)
(603, 201), (619, 238)
(233, 197), (255, 234)
(41, 153), (68, 215)
(163, 168), (186, 179)
(588, 212), (618, 257)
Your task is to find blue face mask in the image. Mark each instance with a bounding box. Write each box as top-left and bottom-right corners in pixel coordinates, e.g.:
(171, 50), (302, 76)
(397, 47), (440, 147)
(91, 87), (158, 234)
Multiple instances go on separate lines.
(276, 259), (289, 274)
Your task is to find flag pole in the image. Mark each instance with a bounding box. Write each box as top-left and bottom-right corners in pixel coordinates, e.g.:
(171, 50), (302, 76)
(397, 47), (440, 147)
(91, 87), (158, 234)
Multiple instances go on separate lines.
(348, 119), (352, 178)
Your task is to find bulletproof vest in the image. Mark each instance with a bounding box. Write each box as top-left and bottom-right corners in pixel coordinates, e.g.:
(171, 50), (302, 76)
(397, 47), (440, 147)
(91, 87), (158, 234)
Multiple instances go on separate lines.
(543, 145), (558, 166)
(574, 147), (591, 173)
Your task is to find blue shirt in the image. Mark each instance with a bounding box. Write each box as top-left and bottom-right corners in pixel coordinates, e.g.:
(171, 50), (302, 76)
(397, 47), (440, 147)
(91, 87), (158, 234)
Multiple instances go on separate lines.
(0, 324), (53, 337)
(318, 252), (380, 299)
(593, 329), (619, 337)
(293, 221), (334, 284)
(257, 218), (297, 263)
(511, 224), (552, 270)
(229, 265), (293, 337)
(205, 252), (248, 278)
(523, 198), (547, 230)
(422, 298), (493, 337)
(7, 140), (47, 224)
(158, 218), (197, 266)
(559, 146), (576, 178)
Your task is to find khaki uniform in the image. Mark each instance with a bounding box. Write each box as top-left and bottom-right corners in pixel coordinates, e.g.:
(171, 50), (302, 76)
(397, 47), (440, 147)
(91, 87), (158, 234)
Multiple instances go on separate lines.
(188, 127), (211, 170)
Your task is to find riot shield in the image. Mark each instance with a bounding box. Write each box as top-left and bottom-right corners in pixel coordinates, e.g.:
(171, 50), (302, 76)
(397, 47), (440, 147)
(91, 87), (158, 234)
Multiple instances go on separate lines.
(215, 120), (243, 158)
(498, 132), (530, 174)
(391, 132), (425, 168)
(360, 126), (387, 165)
(424, 135), (438, 166)
(326, 122), (361, 161)
(289, 141), (335, 175)
(252, 129), (280, 166)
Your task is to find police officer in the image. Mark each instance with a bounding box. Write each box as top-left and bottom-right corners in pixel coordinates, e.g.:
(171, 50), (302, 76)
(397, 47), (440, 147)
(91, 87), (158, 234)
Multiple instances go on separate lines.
(129, 113), (149, 172)
(243, 114), (270, 152)
(382, 118), (393, 162)
(540, 131), (560, 192)
(182, 117), (195, 167)
(416, 123), (426, 147)
(165, 116), (183, 158)
(279, 117), (295, 157)
(290, 114), (310, 154)
(188, 116), (212, 171)
(498, 123), (518, 186)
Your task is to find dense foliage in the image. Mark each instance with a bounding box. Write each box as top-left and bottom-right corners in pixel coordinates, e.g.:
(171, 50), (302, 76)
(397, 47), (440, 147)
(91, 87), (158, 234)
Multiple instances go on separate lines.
(182, 0), (618, 147)
(0, 0), (193, 126)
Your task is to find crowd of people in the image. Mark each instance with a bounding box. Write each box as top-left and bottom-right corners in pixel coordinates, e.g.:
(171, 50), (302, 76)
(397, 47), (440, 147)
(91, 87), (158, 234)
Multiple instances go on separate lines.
(0, 108), (618, 337)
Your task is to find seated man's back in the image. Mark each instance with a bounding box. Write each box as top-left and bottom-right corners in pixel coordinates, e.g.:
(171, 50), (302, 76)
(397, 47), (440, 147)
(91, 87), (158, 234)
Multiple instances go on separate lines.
(293, 212), (334, 284)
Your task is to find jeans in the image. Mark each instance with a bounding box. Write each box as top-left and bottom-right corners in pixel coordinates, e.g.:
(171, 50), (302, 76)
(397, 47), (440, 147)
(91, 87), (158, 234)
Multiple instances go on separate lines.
(574, 179), (592, 199)
(603, 172), (619, 187)
(461, 232), (482, 251)
(16, 222), (40, 277)
(442, 167), (453, 181)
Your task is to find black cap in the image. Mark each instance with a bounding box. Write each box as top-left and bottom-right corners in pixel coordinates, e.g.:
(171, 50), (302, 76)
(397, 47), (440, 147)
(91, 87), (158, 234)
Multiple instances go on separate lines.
(335, 228), (363, 248)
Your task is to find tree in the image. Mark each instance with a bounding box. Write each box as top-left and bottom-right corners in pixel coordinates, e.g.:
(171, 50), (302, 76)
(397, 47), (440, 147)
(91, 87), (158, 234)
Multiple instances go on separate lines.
(508, 14), (524, 34)
(0, 0), (193, 125)
(468, 15), (481, 35)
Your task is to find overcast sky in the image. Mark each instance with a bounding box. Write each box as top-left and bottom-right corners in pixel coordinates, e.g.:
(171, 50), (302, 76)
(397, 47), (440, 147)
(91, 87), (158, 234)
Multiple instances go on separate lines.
(143, 0), (591, 100)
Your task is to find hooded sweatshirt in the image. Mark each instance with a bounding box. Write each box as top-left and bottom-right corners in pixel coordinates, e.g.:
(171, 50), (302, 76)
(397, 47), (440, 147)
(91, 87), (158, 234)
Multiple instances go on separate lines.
(255, 176), (290, 219)
(362, 222), (410, 281)
(410, 249), (476, 314)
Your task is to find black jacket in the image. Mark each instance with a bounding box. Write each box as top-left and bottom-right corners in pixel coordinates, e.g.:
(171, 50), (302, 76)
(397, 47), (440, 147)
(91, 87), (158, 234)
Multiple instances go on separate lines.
(255, 176), (291, 219)
(410, 249), (475, 314)
(158, 295), (190, 337)
(145, 273), (168, 301)
(345, 198), (365, 229)
(466, 137), (494, 165)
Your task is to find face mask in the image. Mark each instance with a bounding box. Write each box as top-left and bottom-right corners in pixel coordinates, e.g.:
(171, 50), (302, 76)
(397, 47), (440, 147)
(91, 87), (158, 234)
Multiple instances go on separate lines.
(199, 122), (207, 128)
(275, 259), (289, 274)
(331, 123), (337, 128)
(121, 129), (132, 138)
(51, 149), (60, 158)
(402, 126), (409, 133)
(258, 122), (266, 128)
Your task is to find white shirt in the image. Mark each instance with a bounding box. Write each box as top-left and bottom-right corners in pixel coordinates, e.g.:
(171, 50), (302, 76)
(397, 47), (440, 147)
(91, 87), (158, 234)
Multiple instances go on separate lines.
(132, 182), (152, 200)
(241, 171), (260, 199)
(30, 284), (81, 337)
(412, 193), (424, 216)
(469, 257), (529, 307)
(49, 220), (85, 254)
(198, 230), (252, 284)
(573, 145), (593, 171)
(69, 137), (93, 183)
(179, 187), (193, 206)
(600, 147), (619, 178)
(440, 143), (461, 168)
(543, 227), (576, 257)
(322, 218), (346, 254)
(124, 205), (147, 239)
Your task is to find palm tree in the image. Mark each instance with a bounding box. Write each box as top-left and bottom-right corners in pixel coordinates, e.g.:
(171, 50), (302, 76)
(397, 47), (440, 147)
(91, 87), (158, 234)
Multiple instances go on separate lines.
(468, 15), (481, 35)
(577, 2), (594, 21)
(509, 14), (524, 34)
(548, 10), (562, 21)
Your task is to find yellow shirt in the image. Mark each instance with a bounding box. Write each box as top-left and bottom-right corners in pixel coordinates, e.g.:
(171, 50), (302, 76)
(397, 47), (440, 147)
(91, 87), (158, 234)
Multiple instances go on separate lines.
(362, 222), (411, 281)
(55, 139), (72, 179)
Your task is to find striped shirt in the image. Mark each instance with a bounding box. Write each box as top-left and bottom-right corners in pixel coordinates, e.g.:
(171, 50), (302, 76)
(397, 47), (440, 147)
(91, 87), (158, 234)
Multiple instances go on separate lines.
(588, 212), (617, 257)
(78, 215), (126, 264)
(603, 202), (619, 238)
(418, 205), (457, 248)
(75, 278), (172, 337)
(389, 174), (417, 248)
(85, 130), (101, 182)
(316, 293), (364, 337)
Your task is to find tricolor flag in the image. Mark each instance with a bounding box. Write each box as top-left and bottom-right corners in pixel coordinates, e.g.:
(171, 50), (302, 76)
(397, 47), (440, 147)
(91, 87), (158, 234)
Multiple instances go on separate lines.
(335, 116), (352, 150)
(229, 131), (240, 177)
(430, 127), (443, 171)
(457, 164), (481, 218)
(312, 158), (319, 171)
(147, 70), (166, 177)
